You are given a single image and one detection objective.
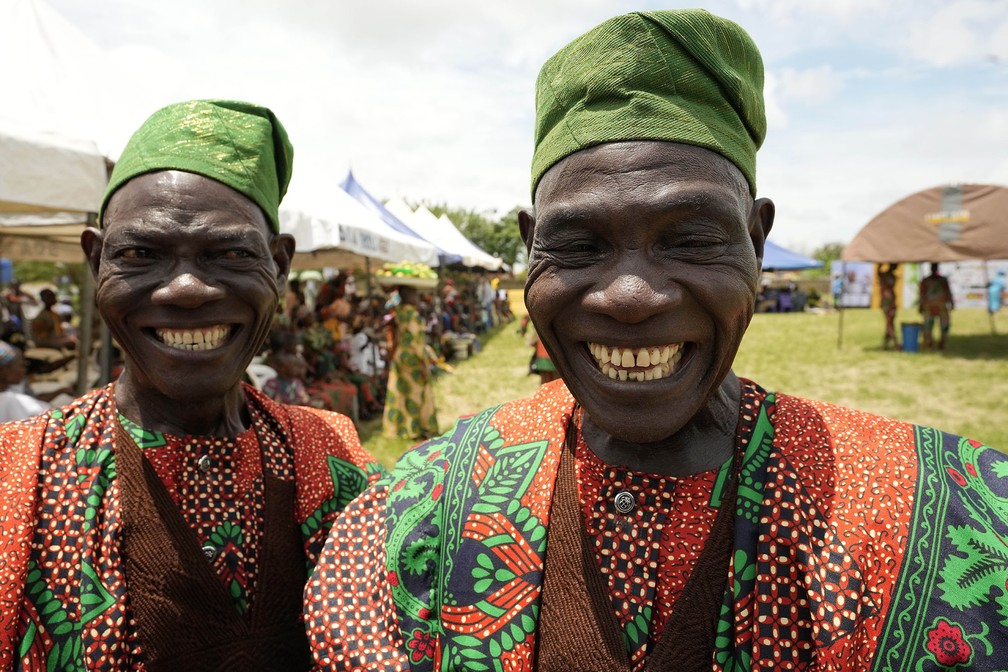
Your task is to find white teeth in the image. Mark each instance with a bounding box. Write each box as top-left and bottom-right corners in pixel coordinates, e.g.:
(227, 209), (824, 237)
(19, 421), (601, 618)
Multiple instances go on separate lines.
(155, 326), (230, 351)
(587, 342), (684, 382)
(635, 349), (647, 367)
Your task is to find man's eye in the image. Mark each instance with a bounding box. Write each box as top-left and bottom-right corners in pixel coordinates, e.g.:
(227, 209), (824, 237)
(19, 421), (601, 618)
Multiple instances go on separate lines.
(673, 236), (721, 246)
(119, 248), (153, 259)
(568, 241), (600, 254)
(659, 236), (723, 250)
(220, 249), (254, 259)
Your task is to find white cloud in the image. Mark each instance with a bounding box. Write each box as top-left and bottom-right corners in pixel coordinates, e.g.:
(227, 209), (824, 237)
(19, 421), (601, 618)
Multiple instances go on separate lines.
(4, 0), (1008, 252)
(905, 0), (1008, 66)
(773, 65), (845, 105)
(735, 0), (888, 21)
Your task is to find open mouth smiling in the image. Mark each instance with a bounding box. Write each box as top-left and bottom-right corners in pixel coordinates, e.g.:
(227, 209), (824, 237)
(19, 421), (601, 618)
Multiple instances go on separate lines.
(587, 342), (687, 381)
(151, 325), (236, 352)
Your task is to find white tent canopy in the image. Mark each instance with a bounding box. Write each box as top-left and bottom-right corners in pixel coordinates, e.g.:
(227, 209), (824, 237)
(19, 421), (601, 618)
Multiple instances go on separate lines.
(0, 123), (108, 262)
(0, 120), (108, 393)
(0, 123), (108, 215)
(384, 198), (503, 271)
(280, 186), (439, 270)
(0, 0), (112, 263)
(435, 212), (504, 271)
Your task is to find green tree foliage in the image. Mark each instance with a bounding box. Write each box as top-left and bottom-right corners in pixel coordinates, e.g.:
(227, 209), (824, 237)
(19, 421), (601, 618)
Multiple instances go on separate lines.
(11, 261), (88, 288)
(809, 242), (846, 278)
(813, 242), (845, 267)
(417, 202), (528, 268)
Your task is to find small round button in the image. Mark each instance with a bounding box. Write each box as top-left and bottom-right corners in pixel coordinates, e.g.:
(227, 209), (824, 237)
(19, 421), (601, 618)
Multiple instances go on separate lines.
(201, 544), (218, 561)
(613, 490), (636, 514)
(196, 455), (213, 472)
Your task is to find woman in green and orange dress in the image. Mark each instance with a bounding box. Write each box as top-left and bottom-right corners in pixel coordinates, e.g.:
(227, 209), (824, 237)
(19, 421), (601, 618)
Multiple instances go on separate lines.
(381, 285), (438, 440)
(878, 263), (899, 350)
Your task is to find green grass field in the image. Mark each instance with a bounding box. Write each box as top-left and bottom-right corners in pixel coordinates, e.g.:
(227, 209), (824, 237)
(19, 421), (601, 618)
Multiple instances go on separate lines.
(362, 303), (1008, 469)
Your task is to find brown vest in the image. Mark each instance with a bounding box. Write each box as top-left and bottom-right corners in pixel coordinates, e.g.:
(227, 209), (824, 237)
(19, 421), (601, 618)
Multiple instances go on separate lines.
(536, 427), (741, 671)
(114, 420), (312, 671)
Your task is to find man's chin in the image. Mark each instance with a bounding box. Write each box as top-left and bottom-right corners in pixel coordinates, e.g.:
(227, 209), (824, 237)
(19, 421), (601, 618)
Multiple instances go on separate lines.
(587, 414), (682, 445)
(121, 367), (246, 403)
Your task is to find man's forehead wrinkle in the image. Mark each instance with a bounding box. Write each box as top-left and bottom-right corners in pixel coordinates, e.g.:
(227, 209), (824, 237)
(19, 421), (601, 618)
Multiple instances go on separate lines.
(543, 180), (733, 219)
(104, 214), (268, 247)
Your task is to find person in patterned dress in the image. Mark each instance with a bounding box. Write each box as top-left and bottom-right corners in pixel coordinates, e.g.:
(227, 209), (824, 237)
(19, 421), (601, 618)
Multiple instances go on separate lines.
(878, 263), (899, 350)
(382, 285), (438, 441)
(305, 10), (1008, 672)
(0, 100), (383, 670)
(919, 262), (955, 350)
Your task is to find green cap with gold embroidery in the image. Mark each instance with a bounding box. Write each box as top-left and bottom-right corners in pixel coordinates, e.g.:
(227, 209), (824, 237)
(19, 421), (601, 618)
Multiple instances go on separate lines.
(100, 99), (293, 233)
(531, 9), (765, 197)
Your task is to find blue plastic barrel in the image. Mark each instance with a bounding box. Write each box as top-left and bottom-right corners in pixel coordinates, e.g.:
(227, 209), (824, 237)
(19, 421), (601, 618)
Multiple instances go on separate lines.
(901, 323), (921, 353)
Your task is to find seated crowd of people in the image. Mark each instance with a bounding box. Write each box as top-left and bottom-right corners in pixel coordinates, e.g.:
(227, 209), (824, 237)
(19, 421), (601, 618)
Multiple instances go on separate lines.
(1, 280), (80, 422)
(1, 279), (79, 355)
(255, 268), (515, 423)
(1, 268), (515, 427)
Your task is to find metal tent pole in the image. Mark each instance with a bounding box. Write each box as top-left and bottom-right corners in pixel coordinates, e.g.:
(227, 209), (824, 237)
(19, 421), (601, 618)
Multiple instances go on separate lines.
(75, 270), (95, 394)
(984, 261), (996, 335)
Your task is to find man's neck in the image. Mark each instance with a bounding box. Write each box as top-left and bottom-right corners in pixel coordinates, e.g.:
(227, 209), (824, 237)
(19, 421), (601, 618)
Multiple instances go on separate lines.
(581, 373), (741, 477)
(114, 372), (250, 436)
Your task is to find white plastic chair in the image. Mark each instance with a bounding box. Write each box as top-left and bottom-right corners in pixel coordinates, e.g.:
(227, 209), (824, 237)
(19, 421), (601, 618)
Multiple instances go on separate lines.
(245, 363), (277, 391)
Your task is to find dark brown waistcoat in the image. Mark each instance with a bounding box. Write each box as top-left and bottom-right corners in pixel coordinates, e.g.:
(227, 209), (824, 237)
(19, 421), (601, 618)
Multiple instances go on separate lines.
(114, 421), (312, 671)
(535, 427), (741, 672)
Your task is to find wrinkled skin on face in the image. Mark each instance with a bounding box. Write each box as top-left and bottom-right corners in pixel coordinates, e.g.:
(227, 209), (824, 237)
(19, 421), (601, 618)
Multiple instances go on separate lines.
(81, 171), (294, 435)
(520, 141), (774, 475)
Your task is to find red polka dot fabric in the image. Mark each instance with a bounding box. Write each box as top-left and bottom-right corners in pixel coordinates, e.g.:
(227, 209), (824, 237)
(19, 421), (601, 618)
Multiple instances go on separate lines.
(305, 379), (1008, 670)
(0, 383), (381, 669)
(575, 381), (763, 668)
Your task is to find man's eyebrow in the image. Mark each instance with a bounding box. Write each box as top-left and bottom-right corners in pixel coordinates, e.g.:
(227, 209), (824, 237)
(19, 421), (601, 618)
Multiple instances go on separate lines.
(536, 207), (593, 228)
(104, 227), (170, 243)
(104, 228), (267, 250)
(538, 190), (738, 227)
(199, 230), (264, 244)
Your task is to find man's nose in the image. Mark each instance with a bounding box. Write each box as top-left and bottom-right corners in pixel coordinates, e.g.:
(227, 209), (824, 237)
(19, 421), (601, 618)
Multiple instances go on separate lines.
(151, 269), (225, 308)
(585, 260), (680, 324)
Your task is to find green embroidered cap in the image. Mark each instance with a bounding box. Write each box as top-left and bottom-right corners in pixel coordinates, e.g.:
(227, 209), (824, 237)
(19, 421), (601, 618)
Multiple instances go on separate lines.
(100, 99), (293, 233)
(531, 9), (766, 198)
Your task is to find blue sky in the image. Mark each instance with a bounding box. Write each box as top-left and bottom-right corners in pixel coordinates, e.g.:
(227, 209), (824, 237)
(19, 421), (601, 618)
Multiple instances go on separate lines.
(3, 0), (1007, 253)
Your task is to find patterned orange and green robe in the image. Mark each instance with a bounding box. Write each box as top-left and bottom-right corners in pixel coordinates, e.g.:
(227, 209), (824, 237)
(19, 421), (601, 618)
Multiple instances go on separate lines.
(306, 378), (1008, 670)
(0, 383), (384, 669)
(382, 303), (438, 441)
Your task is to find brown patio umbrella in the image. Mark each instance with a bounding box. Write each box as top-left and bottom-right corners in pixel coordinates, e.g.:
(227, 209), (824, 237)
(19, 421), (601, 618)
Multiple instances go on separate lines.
(842, 184), (1008, 263)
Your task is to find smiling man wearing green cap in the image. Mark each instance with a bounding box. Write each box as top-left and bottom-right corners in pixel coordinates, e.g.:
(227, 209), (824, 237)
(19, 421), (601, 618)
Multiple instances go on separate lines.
(305, 9), (1007, 671)
(0, 100), (383, 670)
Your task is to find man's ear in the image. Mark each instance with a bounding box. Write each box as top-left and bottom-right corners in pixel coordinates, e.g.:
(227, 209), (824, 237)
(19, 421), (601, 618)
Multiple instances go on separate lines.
(518, 209), (535, 256)
(748, 198), (775, 272)
(80, 227), (104, 280)
(271, 233), (296, 286)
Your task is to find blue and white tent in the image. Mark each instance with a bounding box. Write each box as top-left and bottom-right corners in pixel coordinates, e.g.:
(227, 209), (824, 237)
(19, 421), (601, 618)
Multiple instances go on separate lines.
(340, 171), (461, 266)
(762, 240), (822, 272)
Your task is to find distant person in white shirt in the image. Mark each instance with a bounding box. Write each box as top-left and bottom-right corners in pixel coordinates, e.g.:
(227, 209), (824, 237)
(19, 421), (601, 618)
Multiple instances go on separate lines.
(0, 341), (50, 422)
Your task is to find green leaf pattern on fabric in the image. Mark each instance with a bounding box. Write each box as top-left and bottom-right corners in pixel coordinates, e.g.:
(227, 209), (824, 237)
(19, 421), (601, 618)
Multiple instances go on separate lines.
(24, 561), (85, 671)
(935, 438), (1008, 627)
